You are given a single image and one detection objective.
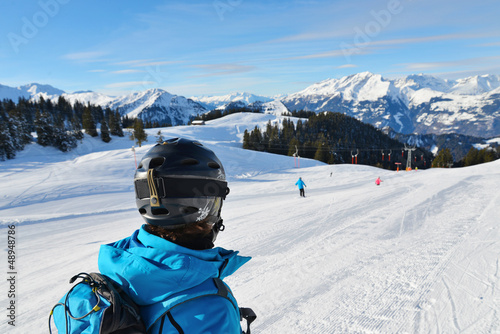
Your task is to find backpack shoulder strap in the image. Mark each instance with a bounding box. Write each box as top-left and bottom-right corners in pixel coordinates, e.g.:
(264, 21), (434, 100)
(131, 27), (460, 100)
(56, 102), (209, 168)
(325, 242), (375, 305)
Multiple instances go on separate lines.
(146, 277), (237, 332)
(89, 273), (145, 333)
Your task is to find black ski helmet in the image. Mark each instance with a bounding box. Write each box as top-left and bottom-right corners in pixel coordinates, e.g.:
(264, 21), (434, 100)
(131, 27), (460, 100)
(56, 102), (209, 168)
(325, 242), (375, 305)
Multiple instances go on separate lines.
(134, 138), (229, 228)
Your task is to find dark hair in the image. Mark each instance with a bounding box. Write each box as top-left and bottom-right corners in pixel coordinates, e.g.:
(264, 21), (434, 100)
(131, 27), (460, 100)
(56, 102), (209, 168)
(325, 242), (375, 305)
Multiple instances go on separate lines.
(145, 220), (215, 250)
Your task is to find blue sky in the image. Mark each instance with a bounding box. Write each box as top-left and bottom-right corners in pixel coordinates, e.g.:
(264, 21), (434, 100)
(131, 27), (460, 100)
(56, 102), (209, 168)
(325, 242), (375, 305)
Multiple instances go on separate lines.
(1, 0), (500, 97)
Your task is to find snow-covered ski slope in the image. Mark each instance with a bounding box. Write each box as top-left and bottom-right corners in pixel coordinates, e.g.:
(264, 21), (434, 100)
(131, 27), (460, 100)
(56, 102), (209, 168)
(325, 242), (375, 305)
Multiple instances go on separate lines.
(1, 112), (498, 333)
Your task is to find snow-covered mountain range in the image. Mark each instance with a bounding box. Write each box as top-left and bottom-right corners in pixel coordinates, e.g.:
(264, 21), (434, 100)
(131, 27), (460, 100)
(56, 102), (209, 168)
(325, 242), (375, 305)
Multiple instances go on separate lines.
(0, 83), (65, 102)
(282, 72), (500, 137)
(190, 92), (273, 110)
(1, 72), (499, 137)
(0, 83), (207, 126)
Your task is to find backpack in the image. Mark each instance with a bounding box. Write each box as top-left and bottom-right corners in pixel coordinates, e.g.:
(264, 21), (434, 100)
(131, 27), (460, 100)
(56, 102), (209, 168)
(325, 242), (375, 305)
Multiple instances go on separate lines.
(49, 272), (256, 334)
(49, 272), (146, 334)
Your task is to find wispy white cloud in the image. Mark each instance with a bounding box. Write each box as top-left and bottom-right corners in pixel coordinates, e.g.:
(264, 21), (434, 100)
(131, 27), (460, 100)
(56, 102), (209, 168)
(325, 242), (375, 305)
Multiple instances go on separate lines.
(288, 47), (375, 60)
(105, 81), (156, 89)
(191, 63), (256, 77)
(110, 69), (144, 74)
(398, 56), (500, 71)
(113, 59), (156, 66)
(433, 67), (500, 80)
(270, 30), (351, 44)
(112, 59), (183, 67)
(362, 33), (493, 48)
(287, 33), (494, 61)
(337, 64), (358, 69)
(476, 41), (500, 47)
(132, 60), (183, 67)
(62, 51), (109, 62)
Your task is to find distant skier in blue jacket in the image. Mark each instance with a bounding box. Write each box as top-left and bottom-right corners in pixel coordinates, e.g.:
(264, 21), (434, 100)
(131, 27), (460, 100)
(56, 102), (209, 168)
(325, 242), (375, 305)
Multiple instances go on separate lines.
(53, 138), (255, 334)
(295, 177), (306, 197)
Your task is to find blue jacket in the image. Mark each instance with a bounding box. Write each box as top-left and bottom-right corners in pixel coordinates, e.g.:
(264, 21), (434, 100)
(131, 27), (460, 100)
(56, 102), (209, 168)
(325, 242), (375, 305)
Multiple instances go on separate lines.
(98, 225), (251, 333)
(295, 178), (306, 189)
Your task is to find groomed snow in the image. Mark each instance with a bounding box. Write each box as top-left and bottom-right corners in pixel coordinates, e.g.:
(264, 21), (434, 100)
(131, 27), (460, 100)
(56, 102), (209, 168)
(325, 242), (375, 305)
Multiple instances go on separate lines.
(0, 113), (498, 333)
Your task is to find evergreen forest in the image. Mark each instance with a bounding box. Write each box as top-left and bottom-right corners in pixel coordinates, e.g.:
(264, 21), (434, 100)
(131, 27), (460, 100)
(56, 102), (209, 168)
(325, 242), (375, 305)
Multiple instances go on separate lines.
(0, 97), (125, 160)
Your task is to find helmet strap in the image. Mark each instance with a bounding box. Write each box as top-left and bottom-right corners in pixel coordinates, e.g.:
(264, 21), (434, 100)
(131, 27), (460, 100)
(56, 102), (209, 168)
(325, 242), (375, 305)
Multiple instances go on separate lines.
(147, 169), (160, 207)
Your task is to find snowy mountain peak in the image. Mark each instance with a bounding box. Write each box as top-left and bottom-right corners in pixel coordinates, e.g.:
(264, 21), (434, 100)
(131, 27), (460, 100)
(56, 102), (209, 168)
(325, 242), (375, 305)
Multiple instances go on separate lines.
(191, 92), (272, 110)
(290, 71), (392, 102)
(21, 83), (66, 96)
(450, 74), (500, 95)
(395, 74), (451, 92)
(0, 83), (65, 102)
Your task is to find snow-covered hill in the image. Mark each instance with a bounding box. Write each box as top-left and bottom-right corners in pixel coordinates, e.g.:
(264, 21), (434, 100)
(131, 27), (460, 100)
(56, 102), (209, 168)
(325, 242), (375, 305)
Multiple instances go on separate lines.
(0, 112), (498, 333)
(282, 72), (500, 137)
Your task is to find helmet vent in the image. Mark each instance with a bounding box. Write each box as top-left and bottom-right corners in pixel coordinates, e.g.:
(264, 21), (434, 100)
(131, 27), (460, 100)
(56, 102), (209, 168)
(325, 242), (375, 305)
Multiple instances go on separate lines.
(138, 208), (147, 215)
(152, 208), (169, 215)
(181, 158), (199, 166)
(164, 138), (179, 144)
(207, 161), (220, 169)
(181, 206), (199, 215)
(149, 157), (165, 169)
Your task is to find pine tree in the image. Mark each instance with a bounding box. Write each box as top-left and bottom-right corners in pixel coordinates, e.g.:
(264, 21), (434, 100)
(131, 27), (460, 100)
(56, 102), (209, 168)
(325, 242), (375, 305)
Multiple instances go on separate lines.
(113, 110), (124, 137)
(101, 118), (111, 143)
(156, 130), (165, 144)
(73, 101), (84, 125)
(463, 147), (480, 166)
(35, 110), (54, 147)
(8, 102), (32, 148)
(131, 118), (147, 147)
(108, 109), (117, 135)
(314, 140), (328, 163)
(70, 113), (84, 140)
(57, 96), (73, 120)
(242, 130), (251, 149)
(432, 148), (454, 167)
(53, 126), (77, 152)
(0, 117), (16, 160)
(249, 126), (263, 151)
(82, 104), (98, 137)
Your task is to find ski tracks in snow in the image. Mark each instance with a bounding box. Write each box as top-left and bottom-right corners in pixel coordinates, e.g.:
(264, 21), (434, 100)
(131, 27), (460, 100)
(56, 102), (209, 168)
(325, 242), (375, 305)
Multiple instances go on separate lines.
(238, 169), (499, 334)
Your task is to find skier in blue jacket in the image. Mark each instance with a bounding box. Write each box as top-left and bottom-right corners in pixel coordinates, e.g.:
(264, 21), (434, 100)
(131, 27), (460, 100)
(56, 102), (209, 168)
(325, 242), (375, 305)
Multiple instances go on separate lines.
(295, 177), (306, 197)
(55, 138), (254, 333)
(98, 226), (250, 333)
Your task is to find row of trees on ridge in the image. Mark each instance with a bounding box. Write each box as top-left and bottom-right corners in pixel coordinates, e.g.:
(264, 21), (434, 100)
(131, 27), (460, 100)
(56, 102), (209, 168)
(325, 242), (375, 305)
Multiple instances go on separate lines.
(243, 111), (434, 170)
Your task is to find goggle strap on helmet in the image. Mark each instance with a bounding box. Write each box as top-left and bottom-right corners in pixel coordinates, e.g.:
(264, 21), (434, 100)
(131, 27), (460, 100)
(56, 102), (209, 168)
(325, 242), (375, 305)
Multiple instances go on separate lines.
(136, 177), (229, 200)
(147, 169), (160, 207)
